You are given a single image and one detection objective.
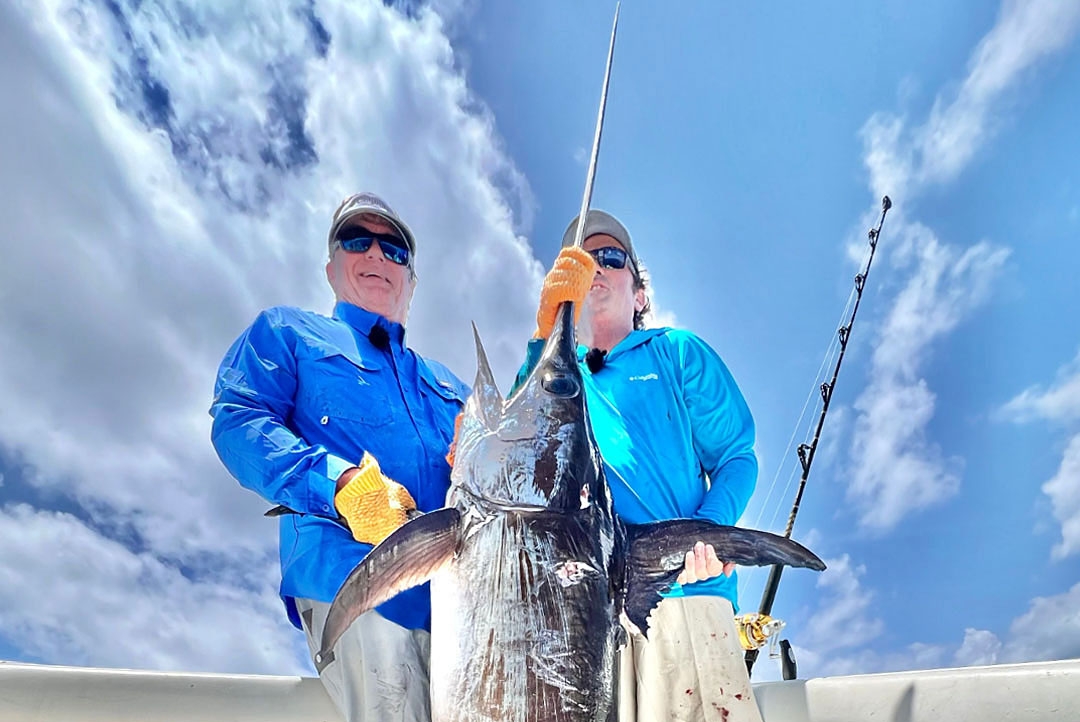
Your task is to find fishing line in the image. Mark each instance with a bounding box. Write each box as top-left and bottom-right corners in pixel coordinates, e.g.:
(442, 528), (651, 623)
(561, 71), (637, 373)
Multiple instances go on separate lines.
(749, 283), (857, 533)
(740, 281), (859, 600)
(743, 197), (893, 679)
(764, 271), (862, 530)
(739, 280), (863, 601)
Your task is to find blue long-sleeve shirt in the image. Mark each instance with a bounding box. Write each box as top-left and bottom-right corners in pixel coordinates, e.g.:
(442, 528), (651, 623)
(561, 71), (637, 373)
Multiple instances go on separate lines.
(210, 302), (468, 630)
(514, 328), (758, 606)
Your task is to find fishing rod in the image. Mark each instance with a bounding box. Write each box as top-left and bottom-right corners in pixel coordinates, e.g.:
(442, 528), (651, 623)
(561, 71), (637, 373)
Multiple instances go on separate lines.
(740, 195), (893, 680)
(268, 8), (620, 524)
(569, 2), (620, 251)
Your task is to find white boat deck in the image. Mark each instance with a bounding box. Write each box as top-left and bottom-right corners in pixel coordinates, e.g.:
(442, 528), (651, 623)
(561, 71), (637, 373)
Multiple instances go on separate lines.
(1, 658), (1077, 721)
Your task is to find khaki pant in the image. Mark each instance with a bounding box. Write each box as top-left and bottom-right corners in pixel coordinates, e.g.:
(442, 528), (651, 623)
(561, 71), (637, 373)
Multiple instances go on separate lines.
(296, 597), (431, 722)
(619, 597), (763, 722)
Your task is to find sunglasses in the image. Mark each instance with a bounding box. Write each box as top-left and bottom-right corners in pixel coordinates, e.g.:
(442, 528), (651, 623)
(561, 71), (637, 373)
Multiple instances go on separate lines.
(335, 230), (411, 266)
(587, 246), (630, 271)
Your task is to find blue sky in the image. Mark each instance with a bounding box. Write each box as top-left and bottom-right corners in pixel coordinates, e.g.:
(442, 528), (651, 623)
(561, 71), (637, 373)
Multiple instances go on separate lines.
(0, 0), (1077, 681)
(456, 1), (1080, 676)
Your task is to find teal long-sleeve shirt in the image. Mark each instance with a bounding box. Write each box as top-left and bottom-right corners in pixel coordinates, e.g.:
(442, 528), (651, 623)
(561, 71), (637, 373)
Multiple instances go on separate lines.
(513, 328), (758, 606)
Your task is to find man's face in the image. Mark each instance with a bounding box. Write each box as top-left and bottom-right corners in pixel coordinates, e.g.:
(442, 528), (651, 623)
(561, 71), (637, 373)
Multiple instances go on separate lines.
(325, 213), (416, 324)
(581, 233), (645, 330)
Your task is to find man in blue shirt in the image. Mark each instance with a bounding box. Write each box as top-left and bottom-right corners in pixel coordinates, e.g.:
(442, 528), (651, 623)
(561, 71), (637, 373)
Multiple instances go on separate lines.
(211, 193), (468, 722)
(524, 210), (763, 721)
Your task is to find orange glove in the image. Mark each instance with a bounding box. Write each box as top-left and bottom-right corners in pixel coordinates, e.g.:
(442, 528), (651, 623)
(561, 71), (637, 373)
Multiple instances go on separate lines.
(445, 411), (464, 467)
(534, 247), (598, 339)
(334, 452), (416, 545)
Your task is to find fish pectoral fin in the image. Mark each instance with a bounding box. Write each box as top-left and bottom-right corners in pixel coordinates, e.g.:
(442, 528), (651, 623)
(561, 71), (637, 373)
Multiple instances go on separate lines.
(621, 519), (826, 638)
(316, 508), (461, 670)
(626, 519), (826, 573)
(621, 576), (670, 640)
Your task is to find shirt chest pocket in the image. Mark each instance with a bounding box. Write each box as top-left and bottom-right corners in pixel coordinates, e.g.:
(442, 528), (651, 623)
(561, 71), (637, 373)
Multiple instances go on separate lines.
(418, 372), (466, 446)
(298, 352), (394, 427)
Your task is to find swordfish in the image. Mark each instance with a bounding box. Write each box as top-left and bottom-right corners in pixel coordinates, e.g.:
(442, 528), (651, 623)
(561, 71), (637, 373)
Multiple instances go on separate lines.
(315, 304), (825, 721)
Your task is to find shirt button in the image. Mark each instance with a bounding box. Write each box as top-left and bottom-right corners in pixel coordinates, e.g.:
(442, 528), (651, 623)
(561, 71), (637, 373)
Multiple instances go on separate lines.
(320, 416), (329, 425)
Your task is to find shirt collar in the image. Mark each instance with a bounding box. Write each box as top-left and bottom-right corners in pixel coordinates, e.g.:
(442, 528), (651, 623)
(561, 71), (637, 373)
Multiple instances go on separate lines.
(576, 328), (669, 363)
(333, 301), (406, 347)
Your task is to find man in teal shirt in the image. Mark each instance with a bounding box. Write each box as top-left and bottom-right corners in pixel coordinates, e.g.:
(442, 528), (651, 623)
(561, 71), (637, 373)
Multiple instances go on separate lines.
(523, 210), (762, 722)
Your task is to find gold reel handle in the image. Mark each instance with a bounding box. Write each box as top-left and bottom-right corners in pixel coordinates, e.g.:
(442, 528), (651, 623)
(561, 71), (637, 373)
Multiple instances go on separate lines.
(734, 613), (786, 655)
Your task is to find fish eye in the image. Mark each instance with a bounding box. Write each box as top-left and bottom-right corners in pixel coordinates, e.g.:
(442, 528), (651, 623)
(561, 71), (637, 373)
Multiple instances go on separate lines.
(541, 371), (580, 398)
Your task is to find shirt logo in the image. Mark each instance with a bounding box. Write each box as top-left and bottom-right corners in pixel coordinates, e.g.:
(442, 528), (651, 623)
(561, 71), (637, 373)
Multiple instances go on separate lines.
(628, 373), (658, 382)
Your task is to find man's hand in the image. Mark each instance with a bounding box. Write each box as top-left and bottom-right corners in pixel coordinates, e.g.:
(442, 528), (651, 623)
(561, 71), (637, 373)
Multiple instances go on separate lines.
(676, 541), (735, 585)
(334, 452), (416, 545)
(534, 247), (598, 339)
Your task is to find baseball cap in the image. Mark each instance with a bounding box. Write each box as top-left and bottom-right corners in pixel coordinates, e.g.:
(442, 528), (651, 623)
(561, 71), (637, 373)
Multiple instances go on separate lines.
(561, 209), (639, 278)
(328, 192), (416, 263)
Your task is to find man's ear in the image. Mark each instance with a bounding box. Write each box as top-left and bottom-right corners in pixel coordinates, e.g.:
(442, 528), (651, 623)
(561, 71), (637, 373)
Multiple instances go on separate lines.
(404, 269), (418, 304)
(325, 259), (335, 286)
(633, 287), (647, 313)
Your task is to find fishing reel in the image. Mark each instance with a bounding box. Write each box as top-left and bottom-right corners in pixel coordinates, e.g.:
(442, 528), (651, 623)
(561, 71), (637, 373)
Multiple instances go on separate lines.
(733, 612), (785, 656)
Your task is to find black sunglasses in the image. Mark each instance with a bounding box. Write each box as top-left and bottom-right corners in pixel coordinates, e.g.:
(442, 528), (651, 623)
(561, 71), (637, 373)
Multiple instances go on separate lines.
(335, 230), (411, 266)
(587, 246), (630, 271)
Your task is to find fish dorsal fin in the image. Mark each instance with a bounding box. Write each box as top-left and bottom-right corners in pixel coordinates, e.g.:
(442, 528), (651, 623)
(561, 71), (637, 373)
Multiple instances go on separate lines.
(470, 323), (503, 428)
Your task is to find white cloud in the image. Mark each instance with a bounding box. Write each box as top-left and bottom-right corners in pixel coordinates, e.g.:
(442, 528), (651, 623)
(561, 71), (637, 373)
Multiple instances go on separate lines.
(791, 642), (950, 681)
(843, 0), (1073, 533)
(955, 582), (1080, 666)
(786, 580), (1080, 680)
(954, 628), (1004, 667)
(876, 228), (1010, 377)
(789, 572), (1080, 679)
(1000, 352), (1080, 559)
(1000, 349), (1080, 424)
(847, 224), (1008, 532)
(1042, 434), (1080, 559)
(786, 570), (1080, 678)
(999, 582), (1080, 662)
(764, 553), (953, 681)
(644, 290), (679, 330)
(860, 112), (914, 203)
(862, 0), (1080, 200)
(800, 555), (884, 656)
(0, 504), (307, 674)
(767, 0), (1080, 677)
(0, 0), (541, 671)
(918, 0), (1080, 187)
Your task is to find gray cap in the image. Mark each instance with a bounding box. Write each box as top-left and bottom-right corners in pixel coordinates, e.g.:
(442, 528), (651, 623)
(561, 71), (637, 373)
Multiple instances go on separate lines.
(561, 209), (639, 278)
(328, 192), (416, 263)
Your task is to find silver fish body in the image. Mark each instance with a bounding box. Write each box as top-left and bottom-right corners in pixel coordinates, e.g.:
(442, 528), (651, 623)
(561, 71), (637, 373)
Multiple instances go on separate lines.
(430, 507), (620, 721)
(316, 305), (825, 721)
(430, 304), (621, 721)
